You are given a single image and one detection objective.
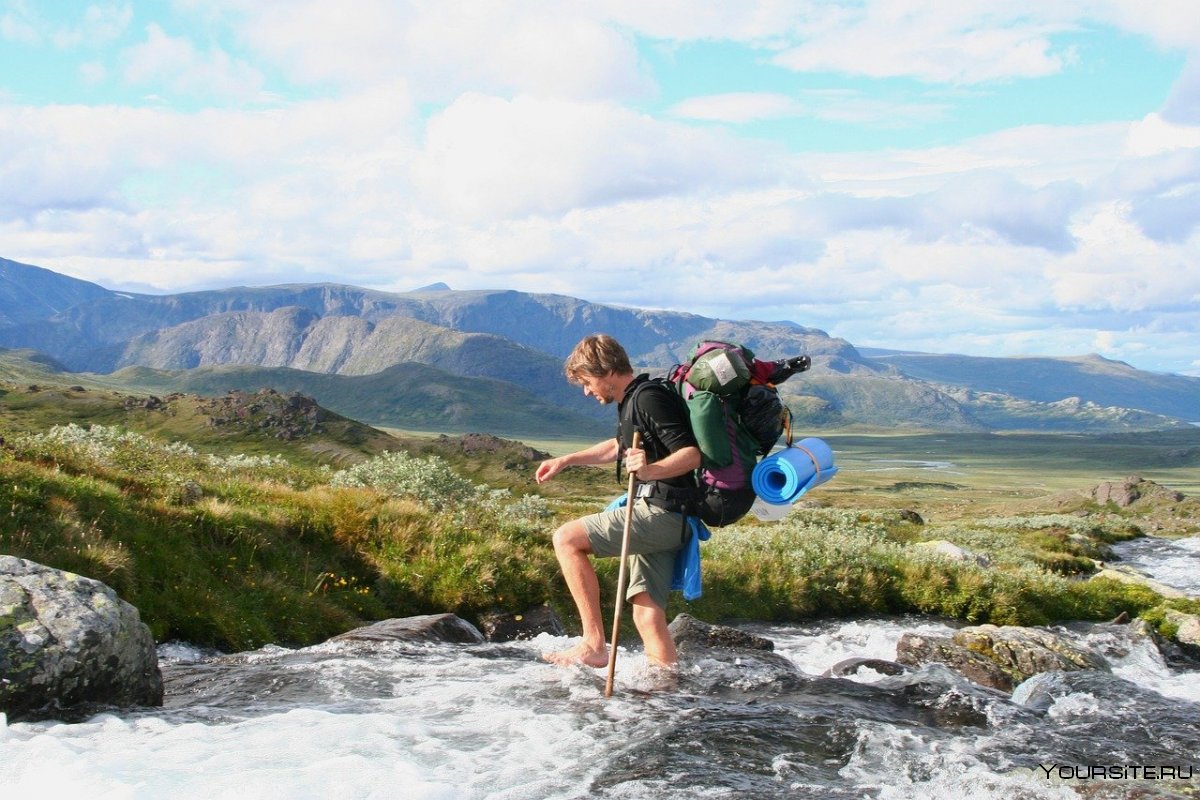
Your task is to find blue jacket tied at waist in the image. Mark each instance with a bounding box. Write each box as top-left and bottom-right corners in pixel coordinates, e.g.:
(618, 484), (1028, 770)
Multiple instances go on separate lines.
(604, 496), (711, 601)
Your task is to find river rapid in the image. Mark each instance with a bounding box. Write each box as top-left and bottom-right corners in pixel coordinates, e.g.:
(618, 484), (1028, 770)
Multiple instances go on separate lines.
(3, 538), (1198, 799)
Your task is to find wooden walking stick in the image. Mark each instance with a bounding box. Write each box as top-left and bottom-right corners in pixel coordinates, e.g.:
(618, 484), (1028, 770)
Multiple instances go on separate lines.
(605, 431), (641, 698)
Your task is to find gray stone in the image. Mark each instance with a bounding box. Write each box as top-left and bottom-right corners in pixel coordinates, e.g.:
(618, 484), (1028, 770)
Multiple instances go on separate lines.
(668, 613), (775, 652)
(1163, 609), (1200, 660)
(824, 657), (908, 678)
(1, 556), (163, 722)
(913, 539), (991, 567)
(330, 613), (485, 645)
(1091, 565), (1188, 599)
(896, 632), (1014, 691)
(897, 624), (1107, 692)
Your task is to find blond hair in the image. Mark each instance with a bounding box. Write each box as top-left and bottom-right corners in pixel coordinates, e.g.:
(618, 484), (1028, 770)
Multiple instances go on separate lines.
(564, 334), (632, 383)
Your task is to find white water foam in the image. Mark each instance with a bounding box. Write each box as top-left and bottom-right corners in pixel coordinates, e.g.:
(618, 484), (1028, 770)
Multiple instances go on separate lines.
(4, 617), (1196, 798)
(1080, 623), (1200, 705)
(0, 637), (664, 800)
(758, 617), (958, 680)
(839, 721), (1078, 800)
(1112, 535), (1200, 596)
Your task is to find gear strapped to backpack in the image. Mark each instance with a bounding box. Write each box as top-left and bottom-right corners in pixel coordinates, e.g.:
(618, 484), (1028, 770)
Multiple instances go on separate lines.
(667, 341), (811, 527)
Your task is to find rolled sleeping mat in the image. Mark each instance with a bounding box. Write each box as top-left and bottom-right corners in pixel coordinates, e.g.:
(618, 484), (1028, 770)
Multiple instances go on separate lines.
(751, 437), (838, 505)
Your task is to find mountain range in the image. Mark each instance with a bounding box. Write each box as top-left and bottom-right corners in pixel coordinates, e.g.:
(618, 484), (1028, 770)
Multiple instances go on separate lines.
(2, 255), (1196, 436)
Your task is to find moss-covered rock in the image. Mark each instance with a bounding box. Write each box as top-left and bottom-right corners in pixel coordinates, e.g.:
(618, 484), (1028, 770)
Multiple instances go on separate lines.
(1, 556), (163, 722)
(897, 623), (1107, 692)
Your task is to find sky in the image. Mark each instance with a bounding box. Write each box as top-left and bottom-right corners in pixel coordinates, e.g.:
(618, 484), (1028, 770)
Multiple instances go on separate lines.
(1, 1), (1198, 376)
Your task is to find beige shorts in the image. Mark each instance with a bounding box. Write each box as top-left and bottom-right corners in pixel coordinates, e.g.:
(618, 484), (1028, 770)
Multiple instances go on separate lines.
(582, 499), (686, 608)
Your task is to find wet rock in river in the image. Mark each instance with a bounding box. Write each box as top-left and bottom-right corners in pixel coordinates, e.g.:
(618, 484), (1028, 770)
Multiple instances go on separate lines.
(331, 613), (485, 645)
(897, 624), (1107, 692)
(824, 657), (909, 678)
(669, 615), (805, 694)
(896, 632), (1015, 691)
(1091, 563), (1189, 599)
(1162, 609), (1200, 661)
(669, 613), (775, 652)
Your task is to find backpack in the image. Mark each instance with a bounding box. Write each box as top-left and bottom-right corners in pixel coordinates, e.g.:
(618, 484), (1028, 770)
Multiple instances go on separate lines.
(668, 341), (810, 527)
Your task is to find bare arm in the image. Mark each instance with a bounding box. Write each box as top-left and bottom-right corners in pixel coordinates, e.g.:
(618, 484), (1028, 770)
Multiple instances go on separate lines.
(535, 437), (620, 484)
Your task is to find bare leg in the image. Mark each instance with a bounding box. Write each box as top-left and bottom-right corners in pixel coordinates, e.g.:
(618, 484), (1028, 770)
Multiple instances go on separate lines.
(630, 592), (677, 667)
(543, 519), (609, 667)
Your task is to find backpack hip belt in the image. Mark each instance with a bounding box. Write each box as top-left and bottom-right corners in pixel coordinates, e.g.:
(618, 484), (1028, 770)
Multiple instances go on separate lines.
(635, 481), (701, 514)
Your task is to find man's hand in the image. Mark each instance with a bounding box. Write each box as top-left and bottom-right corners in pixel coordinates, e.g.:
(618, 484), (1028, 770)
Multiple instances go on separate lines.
(536, 457), (566, 484)
(534, 438), (621, 484)
(622, 447), (646, 476)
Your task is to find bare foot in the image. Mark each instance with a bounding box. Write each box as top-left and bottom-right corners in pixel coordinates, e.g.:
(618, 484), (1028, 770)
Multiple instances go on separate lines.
(542, 641), (608, 668)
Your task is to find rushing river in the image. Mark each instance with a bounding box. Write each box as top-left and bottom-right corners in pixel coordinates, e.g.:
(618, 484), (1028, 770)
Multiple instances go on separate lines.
(4, 539), (1199, 799)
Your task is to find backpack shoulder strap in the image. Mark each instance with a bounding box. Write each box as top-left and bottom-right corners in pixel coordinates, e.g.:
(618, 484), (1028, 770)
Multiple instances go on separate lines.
(616, 376), (685, 482)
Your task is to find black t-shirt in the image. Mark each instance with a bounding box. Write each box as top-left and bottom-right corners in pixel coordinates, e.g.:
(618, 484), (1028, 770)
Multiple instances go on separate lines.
(617, 375), (698, 491)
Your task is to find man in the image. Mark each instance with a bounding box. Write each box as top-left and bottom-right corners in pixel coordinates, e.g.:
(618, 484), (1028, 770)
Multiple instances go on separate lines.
(535, 334), (700, 668)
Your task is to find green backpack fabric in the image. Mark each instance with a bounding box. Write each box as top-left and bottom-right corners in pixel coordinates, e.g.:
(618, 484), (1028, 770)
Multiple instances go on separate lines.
(667, 341), (810, 527)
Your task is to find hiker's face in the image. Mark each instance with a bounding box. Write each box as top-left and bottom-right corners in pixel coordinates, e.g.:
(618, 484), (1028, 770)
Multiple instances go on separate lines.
(579, 373), (617, 405)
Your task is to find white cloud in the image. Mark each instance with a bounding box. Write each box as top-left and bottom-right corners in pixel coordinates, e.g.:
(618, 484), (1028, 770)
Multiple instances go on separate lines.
(413, 93), (782, 221)
(53, 3), (133, 49)
(1162, 56), (1200, 125)
(0, 6), (39, 44)
(1127, 112), (1200, 157)
(232, 0), (650, 101)
(770, 3), (1075, 84)
(0, 2), (132, 48)
(669, 89), (952, 128)
(669, 92), (804, 124)
(1049, 201), (1200, 312)
(121, 23), (265, 101)
(1091, 0), (1200, 51)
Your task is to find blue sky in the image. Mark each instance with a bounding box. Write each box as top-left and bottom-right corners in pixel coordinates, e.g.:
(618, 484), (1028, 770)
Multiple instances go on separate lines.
(2, 1), (1198, 376)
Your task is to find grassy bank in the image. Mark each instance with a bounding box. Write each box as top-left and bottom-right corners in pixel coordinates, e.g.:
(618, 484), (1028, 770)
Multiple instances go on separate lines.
(3, 391), (1199, 651)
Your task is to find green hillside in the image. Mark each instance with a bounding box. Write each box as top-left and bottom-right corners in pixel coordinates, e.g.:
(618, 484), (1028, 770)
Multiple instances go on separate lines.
(105, 361), (610, 439)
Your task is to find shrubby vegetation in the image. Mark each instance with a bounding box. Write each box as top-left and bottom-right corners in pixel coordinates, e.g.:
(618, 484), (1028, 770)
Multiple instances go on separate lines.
(682, 508), (1162, 627)
(1, 421), (1192, 652)
(1, 424), (557, 650)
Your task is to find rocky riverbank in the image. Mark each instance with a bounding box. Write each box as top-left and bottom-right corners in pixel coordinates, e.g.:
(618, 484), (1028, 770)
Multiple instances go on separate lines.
(5, 551), (1199, 722)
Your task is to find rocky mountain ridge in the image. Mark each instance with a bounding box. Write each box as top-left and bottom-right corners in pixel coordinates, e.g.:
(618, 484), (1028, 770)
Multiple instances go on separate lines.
(1, 256), (1196, 435)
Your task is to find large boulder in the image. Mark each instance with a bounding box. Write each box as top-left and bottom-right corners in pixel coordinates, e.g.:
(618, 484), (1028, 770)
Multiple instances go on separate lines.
(1, 556), (163, 722)
(897, 624), (1107, 692)
(895, 632), (1014, 691)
